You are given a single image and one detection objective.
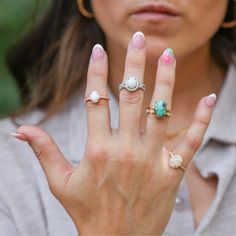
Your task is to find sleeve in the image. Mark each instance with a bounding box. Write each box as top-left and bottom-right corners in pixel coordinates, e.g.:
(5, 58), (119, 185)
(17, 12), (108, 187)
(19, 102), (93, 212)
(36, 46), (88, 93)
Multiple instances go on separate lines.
(0, 195), (20, 236)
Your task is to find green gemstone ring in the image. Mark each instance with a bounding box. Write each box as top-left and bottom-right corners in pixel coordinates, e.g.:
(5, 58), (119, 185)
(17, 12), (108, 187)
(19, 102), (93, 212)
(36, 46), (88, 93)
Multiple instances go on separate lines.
(146, 100), (172, 119)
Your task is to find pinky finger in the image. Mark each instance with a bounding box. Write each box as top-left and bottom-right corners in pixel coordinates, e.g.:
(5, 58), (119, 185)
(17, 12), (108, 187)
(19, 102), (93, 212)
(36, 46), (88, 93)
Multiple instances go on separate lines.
(173, 94), (217, 167)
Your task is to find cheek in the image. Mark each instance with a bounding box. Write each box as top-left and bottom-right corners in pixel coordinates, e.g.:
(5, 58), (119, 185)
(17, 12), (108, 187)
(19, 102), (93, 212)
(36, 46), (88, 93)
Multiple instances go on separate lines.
(179, 0), (227, 53)
(187, 0), (227, 39)
(146, 0), (228, 62)
(91, 0), (128, 41)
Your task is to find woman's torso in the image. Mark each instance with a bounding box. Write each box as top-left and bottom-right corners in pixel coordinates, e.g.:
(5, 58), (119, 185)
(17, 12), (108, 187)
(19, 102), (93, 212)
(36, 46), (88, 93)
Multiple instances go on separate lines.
(0, 66), (236, 236)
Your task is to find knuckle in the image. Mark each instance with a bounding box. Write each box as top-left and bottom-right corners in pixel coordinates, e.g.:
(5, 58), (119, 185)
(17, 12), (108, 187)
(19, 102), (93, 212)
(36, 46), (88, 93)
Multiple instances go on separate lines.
(48, 182), (59, 196)
(148, 114), (169, 125)
(31, 136), (54, 161)
(87, 144), (108, 163)
(120, 149), (137, 161)
(48, 183), (65, 201)
(37, 135), (55, 148)
(33, 146), (45, 162)
(119, 143), (145, 162)
(186, 135), (202, 151)
(158, 77), (173, 88)
(85, 100), (108, 109)
(194, 117), (209, 128)
(89, 72), (105, 80)
(88, 64), (106, 79)
(126, 57), (143, 69)
(120, 89), (142, 104)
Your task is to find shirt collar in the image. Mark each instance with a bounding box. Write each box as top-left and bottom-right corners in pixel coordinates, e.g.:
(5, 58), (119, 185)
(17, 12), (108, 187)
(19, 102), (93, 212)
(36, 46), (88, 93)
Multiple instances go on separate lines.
(203, 64), (236, 144)
(189, 64), (236, 233)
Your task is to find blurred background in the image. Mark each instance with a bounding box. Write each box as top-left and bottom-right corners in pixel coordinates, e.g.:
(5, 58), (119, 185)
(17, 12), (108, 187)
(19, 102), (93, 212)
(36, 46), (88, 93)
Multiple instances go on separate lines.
(0, 0), (48, 117)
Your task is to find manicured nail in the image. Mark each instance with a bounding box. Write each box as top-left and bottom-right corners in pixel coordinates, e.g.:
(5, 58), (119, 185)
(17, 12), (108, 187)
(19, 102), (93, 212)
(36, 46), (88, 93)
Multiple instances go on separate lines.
(92, 44), (105, 59)
(10, 133), (28, 142)
(131, 31), (146, 49)
(205, 93), (217, 107)
(161, 48), (175, 65)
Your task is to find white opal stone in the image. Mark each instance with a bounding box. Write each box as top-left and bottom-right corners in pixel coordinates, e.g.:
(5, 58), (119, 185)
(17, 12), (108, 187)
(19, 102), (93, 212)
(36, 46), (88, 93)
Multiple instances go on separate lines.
(90, 91), (100, 103)
(169, 155), (183, 168)
(126, 77), (138, 89)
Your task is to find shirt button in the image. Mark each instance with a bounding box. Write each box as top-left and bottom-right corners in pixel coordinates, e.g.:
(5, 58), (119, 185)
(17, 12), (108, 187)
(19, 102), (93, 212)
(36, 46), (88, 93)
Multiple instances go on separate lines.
(175, 196), (185, 211)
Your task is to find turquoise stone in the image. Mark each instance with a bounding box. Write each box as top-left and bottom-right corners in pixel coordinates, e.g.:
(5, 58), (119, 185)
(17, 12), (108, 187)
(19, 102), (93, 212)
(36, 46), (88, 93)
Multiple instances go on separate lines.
(154, 100), (167, 117)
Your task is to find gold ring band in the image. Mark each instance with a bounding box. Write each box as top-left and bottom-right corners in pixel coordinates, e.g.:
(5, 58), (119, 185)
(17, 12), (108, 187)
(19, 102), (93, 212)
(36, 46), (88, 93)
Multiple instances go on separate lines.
(84, 96), (109, 104)
(146, 107), (172, 118)
(84, 91), (109, 104)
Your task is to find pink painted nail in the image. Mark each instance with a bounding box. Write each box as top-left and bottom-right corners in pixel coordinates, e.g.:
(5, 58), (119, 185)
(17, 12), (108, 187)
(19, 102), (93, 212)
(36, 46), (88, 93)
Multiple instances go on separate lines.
(92, 44), (105, 59)
(205, 94), (217, 107)
(161, 48), (175, 65)
(131, 31), (146, 49)
(10, 133), (28, 142)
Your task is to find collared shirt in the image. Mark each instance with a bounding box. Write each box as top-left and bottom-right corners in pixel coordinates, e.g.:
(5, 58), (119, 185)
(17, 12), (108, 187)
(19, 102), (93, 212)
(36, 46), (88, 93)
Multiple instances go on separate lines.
(0, 64), (236, 236)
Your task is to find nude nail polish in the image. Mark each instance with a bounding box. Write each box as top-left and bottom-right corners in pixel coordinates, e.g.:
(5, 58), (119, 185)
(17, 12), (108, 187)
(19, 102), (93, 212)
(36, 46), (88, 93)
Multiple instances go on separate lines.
(161, 48), (175, 65)
(131, 31), (146, 49)
(92, 44), (105, 59)
(10, 133), (28, 142)
(205, 94), (217, 107)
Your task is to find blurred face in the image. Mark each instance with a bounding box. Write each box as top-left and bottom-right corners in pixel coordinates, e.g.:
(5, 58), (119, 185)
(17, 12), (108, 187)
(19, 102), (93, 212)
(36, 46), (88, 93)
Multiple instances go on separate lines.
(90, 0), (228, 62)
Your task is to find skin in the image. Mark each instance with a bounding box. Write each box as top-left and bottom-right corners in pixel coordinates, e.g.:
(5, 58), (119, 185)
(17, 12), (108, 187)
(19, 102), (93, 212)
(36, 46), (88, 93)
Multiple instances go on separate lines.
(12, 0), (228, 234)
(91, 0), (227, 228)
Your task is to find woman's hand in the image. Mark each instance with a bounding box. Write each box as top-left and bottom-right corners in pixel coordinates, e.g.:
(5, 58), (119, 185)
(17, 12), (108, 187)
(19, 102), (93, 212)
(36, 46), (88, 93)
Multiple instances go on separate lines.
(13, 32), (215, 235)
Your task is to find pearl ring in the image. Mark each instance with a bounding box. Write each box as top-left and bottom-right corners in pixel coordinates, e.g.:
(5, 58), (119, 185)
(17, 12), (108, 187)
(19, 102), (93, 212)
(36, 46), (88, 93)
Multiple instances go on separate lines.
(119, 76), (145, 92)
(84, 91), (109, 104)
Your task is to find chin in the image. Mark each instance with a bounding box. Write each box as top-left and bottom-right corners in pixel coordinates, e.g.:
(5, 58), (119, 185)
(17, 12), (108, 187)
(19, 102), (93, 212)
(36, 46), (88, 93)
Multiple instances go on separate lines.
(146, 45), (167, 65)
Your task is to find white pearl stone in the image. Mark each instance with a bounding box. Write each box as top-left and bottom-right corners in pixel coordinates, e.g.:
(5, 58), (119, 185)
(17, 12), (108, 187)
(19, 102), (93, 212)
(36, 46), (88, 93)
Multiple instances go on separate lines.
(169, 155), (183, 168)
(90, 91), (100, 103)
(127, 77), (138, 89)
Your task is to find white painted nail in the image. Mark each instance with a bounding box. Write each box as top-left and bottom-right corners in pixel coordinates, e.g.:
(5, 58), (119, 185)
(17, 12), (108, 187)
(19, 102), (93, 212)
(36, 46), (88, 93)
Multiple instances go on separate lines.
(205, 93), (217, 107)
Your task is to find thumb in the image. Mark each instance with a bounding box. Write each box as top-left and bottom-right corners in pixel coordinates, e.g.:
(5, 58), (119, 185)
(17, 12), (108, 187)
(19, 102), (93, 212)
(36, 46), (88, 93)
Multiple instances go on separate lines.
(11, 125), (73, 195)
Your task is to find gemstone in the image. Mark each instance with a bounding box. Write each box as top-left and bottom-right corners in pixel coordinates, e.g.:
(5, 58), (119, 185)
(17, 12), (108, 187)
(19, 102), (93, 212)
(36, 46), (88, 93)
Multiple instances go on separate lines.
(90, 91), (100, 103)
(126, 77), (138, 90)
(154, 100), (167, 117)
(169, 155), (183, 168)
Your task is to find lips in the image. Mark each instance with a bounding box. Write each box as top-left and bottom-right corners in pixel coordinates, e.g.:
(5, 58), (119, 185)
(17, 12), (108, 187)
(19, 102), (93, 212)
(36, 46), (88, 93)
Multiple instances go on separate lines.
(132, 2), (181, 22)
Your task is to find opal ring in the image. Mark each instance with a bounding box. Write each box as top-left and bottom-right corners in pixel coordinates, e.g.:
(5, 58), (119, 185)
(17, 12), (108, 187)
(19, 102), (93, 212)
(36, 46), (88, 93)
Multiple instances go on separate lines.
(146, 100), (172, 119)
(119, 76), (146, 92)
(84, 91), (109, 104)
(169, 151), (186, 171)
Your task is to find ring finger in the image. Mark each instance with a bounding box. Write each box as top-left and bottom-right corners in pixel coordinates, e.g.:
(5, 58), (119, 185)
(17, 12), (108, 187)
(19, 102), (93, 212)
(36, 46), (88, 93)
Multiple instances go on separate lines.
(119, 32), (146, 137)
(145, 48), (176, 149)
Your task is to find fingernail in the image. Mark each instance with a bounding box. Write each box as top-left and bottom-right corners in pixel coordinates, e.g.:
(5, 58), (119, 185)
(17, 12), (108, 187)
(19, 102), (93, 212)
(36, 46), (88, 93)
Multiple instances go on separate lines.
(205, 93), (217, 107)
(10, 133), (28, 142)
(131, 31), (146, 49)
(161, 48), (175, 65)
(92, 44), (105, 59)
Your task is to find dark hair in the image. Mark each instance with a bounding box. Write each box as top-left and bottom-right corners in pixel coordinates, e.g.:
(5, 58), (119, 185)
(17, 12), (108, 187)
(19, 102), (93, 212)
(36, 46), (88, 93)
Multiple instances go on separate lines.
(7, 0), (104, 124)
(6, 0), (236, 124)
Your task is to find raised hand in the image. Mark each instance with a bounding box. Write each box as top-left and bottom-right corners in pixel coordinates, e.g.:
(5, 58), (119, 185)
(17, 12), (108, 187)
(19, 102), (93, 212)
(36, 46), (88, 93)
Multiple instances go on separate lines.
(12, 32), (216, 235)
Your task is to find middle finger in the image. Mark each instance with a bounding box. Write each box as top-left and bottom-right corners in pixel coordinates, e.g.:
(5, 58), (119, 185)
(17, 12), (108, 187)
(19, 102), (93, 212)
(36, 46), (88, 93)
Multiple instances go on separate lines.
(119, 32), (146, 137)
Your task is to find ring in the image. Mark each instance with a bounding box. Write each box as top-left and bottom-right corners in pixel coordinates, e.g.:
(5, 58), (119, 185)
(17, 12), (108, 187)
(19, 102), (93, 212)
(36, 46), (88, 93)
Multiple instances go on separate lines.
(84, 91), (109, 104)
(169, 151), (186, 171)
(146, 100), (172, 119)
(119, 76), (146, 92)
